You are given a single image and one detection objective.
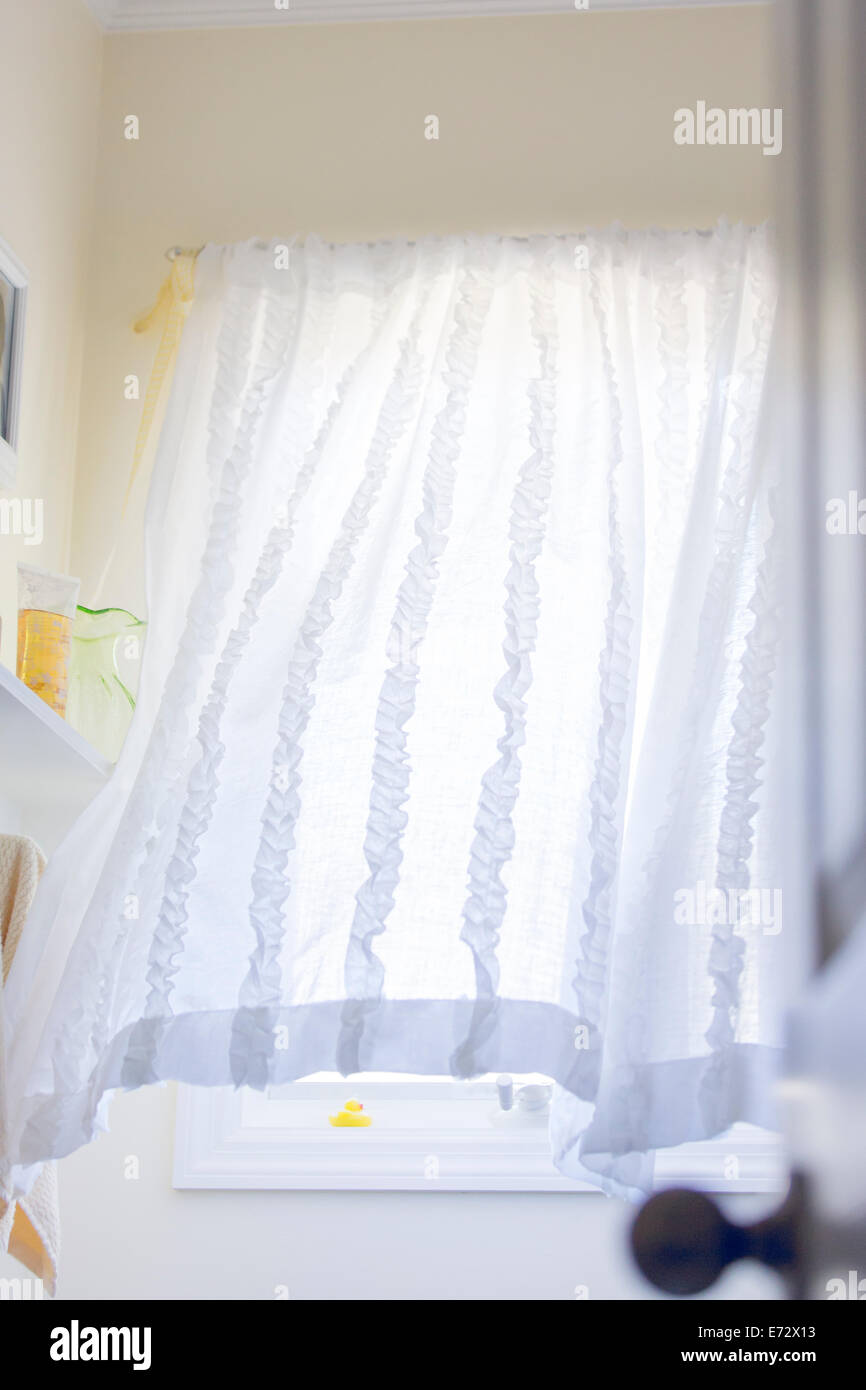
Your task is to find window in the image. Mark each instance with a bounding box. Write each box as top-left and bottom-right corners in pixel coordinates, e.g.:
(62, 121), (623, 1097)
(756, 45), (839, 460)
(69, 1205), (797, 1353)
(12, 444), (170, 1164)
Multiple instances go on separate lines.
(9, 228), (786, 1206)
(174, 1080), (783, 1193)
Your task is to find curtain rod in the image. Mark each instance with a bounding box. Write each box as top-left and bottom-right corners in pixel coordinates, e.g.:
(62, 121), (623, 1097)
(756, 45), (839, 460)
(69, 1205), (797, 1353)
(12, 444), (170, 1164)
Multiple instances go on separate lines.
(165, 228), (731, 262)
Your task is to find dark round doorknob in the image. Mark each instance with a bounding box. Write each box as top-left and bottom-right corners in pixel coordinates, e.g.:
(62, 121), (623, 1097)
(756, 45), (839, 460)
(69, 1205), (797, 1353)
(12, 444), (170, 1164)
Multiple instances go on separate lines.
(630, 1176), (805, 1296)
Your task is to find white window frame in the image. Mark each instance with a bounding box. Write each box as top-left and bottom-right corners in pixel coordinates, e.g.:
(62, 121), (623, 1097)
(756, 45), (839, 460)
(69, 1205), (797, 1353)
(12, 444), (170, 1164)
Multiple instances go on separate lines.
(174, 1080), (784, 1194)
(0, 235), (28, 491)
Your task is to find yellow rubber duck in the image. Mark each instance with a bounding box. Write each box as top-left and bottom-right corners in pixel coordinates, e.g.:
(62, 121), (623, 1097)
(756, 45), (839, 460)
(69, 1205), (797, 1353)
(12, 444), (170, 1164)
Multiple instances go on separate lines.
(328, 1098), (372, 1127)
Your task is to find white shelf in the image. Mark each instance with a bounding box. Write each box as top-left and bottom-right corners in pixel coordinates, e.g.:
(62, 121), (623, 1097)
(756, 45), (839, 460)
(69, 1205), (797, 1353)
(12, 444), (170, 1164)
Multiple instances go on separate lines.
(0, 662), (111, 853)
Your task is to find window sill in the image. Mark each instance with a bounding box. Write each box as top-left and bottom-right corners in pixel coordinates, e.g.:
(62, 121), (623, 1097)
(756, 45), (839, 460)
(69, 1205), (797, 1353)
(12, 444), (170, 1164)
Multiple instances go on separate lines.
(174, 1082), (785, 1194)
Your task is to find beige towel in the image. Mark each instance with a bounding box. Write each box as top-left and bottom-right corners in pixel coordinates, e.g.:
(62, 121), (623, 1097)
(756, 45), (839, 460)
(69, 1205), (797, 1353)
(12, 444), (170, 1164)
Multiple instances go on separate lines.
(0, 834), (59, 1295)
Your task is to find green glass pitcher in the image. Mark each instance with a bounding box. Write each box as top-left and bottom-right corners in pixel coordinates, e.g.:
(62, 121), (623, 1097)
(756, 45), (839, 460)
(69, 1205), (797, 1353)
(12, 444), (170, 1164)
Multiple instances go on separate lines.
(66, 606), (146, 763)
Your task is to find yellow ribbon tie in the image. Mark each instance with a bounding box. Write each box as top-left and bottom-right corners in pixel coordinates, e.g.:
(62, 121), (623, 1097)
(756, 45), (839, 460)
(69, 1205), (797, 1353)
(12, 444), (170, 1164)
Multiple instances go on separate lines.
(127, 252), (197, 512)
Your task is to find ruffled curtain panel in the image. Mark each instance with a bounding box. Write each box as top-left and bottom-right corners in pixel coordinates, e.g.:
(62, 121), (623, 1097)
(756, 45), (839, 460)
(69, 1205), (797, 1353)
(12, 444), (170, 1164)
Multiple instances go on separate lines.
(2, 225), (786, 1199)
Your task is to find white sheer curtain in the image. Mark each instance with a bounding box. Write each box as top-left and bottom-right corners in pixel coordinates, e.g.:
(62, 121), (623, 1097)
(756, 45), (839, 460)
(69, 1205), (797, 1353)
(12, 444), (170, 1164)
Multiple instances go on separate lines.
(1, 225), (785, 1200)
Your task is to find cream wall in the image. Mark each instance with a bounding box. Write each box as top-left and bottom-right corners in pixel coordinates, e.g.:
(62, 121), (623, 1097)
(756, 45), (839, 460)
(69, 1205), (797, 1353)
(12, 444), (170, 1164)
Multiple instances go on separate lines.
(71, 4), (778, 616)
(0, 0), (102, 668)
(2, 4), (787, 1301)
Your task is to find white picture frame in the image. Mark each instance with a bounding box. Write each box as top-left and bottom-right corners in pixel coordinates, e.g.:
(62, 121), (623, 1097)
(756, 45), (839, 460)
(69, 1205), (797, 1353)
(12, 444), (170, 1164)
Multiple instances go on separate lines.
(0, 236), (29, 490)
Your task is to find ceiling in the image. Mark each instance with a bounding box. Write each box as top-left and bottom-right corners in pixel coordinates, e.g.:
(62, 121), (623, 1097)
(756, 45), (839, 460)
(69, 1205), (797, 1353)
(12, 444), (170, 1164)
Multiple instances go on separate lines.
(82, 0), (763, 34)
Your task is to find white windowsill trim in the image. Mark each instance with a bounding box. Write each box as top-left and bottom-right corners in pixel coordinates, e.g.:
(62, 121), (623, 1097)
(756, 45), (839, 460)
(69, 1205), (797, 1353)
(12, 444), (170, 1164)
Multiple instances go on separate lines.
(174, 1083), (785, 1194)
